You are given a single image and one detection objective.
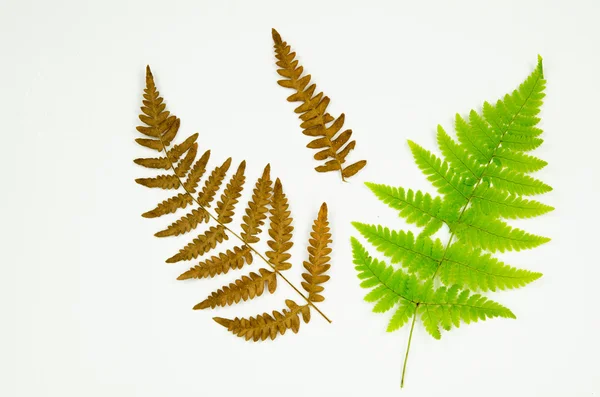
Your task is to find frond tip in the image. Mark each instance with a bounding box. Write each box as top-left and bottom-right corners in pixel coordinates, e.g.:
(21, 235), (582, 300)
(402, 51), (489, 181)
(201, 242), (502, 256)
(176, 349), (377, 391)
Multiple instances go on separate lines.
(272, 28), (367, 181)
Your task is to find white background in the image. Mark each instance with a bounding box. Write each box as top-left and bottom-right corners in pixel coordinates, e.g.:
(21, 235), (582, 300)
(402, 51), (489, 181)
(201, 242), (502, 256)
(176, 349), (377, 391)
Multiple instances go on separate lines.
(2, 0), (599, 396)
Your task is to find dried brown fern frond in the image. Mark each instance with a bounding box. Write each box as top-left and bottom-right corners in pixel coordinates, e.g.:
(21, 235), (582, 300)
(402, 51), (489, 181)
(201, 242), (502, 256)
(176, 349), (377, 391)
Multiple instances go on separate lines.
(272, 28), (367, 181)
(134, 66), (334, 340)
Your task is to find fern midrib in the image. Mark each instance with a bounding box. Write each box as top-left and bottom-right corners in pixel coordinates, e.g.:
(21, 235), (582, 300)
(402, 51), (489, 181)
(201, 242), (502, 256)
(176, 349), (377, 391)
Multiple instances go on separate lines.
(156, 136), (332, 323)
(276, 44), (346, 181)
(430, 72), (542, 281)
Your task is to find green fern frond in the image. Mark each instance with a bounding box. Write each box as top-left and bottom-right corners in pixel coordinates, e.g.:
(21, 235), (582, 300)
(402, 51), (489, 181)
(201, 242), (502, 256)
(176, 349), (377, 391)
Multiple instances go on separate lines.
(352, 57), (552, 387)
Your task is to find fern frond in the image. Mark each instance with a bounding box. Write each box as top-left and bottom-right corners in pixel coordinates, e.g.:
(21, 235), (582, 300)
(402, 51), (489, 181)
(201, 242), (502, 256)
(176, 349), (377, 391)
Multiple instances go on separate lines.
(154, 208), (210, 237)
(183, 150), (211, 193)
(134, 66), (333, 341)
(133, 156), (171, 170)
(216, 161), (246, 224)
(351, 238), (514, 340)
(167, 133), (198, 162)
(352, 222), (444, 278)
(166, 225), (228, 263)
(365, 183), (459, 228)
(352, 57), (552, 386)
(272, 28), (366, 181)
(142, 193), (193, 219)
(408, 141), (473, 204)
(198, 157), (232, 207)
(437, 126), (483, 178)
(454, 210), (550, 252)
(266, 179), (294, 271)
(135, 174), (180, 189)
(484, 164), (552, 195)
(195, 268), (277, 310)
(177, 245), (253, 280)
(241, 165), (273, 244)
(471, 185), (553, 219)
(438, 243), (542, 291)
(214, 300), (310, 341)
(301, 203), (331, 302)
(174, 142), (197, 177)
(493, 148), (547, 173)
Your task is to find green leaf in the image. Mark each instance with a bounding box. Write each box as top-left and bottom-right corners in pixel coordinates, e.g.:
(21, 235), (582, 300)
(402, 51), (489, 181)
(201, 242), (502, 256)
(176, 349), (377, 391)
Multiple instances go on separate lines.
(351, 57), (550, 386)
(352, 223), (444, 278)
(453, 209), (550, 252)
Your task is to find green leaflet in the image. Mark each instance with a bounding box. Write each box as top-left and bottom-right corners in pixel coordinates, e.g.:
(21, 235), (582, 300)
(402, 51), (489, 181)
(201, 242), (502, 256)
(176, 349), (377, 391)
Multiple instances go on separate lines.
(351, 56), (552, 388)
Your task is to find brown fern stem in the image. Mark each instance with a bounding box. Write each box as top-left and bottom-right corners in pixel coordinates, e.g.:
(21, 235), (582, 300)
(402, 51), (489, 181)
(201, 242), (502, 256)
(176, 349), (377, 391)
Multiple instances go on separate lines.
(157, 137), (332, 324)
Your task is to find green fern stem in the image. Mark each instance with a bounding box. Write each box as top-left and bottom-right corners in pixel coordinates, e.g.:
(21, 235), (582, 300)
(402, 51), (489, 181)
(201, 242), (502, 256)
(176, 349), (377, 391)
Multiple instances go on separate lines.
(157, 136), (332, 324)
(430, 71), (543, 281)
(401, 303), (419, 388)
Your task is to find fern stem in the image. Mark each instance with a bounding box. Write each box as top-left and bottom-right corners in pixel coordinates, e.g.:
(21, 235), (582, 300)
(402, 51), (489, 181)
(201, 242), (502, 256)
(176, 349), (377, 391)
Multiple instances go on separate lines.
(401, 305), (419, 388)
(158, 138), (332, 324)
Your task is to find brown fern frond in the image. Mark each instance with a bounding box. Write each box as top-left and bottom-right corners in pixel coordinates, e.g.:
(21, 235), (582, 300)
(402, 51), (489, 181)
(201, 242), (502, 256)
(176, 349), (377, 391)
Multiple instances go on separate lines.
(301, 203), (332, 302)
(213, 300), (311, 341)
(134, 66), (334, 340)
(174, 142), (197, 177)
(241, 164), (273, 244)
(177, 245), (253, 280)
(194, 268), (276, 310)
(166, 225), (228, 263)
(266, 179), (293, 271)
(155, 208), (210, 237)
(135, 174), (179, 189)
(135, 137), (163, 152)
(137, 66), (177, 139)
(168, 133), (198, 162)
(272, 28), (367, 181)
(133, 156), (171, 170)
(216, 161), (246, 224)
(198, 157), (232, 206)
(184, 150), (211, 193)
(142, 193), (193, 219)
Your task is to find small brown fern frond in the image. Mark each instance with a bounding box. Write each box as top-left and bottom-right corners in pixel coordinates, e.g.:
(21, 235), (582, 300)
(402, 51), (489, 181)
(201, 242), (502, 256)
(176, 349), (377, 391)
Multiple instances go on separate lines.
(177, 245), (253, 280)
(214, 300), (310, 341)
(142, 193), (193, 219)
(154, 208), (210, 237)
(133, 156), (171, 170)
(266, 179), (294, 271)
(272, 28), (367, 181)
(216, 161), (246, 224)
(135, 174), (179, 189)
(194, 268), (277, 310)
(167, 133), (198, 163)
(198, 157), (232, 206)
(166, 225), (228, 263)
(241, 164), (273, 244)
(134, 66), (334, 341)
(301, 203), (332, 302)
(174, 142), (197, 177)
(184, 150), (211, 193)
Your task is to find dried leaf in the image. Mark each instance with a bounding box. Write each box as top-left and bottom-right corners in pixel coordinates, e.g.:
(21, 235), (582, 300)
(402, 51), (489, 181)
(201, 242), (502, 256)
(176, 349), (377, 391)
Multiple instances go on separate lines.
(272, 28), (366, 181)
(302, 203), (332, 302)
(195, 268), (276, 309)
(134, 66), (334, 341)
(266, 179), (294, 271)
